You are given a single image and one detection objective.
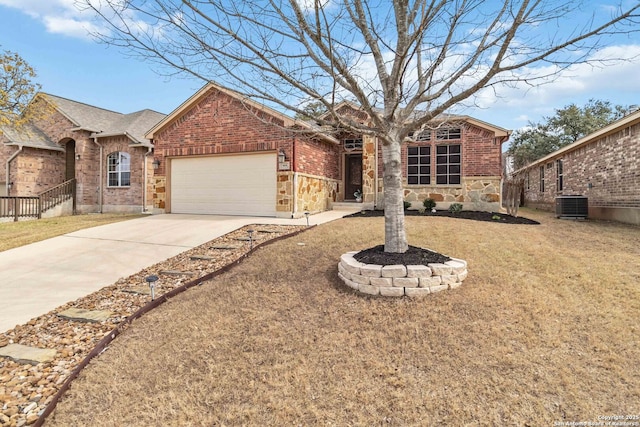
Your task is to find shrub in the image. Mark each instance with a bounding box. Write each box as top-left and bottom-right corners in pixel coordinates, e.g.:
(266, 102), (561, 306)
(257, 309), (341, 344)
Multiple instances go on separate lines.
(423, 198), (437, 210)
(403, 200), (411, 210)
(449, 203), (463, 214)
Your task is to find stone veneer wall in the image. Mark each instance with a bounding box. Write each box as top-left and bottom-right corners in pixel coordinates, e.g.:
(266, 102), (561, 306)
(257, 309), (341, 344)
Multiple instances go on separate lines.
(277, 172), (339, 217)
(338, 251), (468, 297)
(385, 176), (502, 211)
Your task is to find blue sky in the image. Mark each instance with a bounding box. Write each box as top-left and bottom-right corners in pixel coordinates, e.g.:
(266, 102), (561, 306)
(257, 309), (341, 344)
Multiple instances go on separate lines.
(1, 0), (639, 135)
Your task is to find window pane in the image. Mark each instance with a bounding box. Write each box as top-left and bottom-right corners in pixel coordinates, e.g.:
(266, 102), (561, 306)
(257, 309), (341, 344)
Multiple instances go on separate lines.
(450, 165), (460, 174)
(408, 166), (418, 175)
(420, 146), (430, 155)
(420, 166), (429, 174)
(436, 165), (447, 174)
(449, 144), (461, 153)
(121, 172), (130, 186)
(450, 175), (461, 185)
(419, 176), (429, 184)
(408, 176), (418, 185)
(436, 155), (447, 164)
(408, 147), (418, 155)
(436, 145), (447, 154)
(408, 156), (418, 165)
(450, 155), (461, 164)
(436, 176), (447, 184)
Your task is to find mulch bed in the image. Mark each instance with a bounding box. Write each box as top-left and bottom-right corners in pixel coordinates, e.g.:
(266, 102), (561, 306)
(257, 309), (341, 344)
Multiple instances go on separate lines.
(345, 209), (540, 225)
(354, 244), (451, 266)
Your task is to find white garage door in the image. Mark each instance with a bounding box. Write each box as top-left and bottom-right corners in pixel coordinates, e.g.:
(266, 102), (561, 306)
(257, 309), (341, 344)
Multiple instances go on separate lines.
(170, 153), (277, 216)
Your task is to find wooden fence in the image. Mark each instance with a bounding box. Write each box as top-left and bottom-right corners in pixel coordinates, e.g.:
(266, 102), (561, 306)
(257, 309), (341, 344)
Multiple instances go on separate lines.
(0, 179), (75, 222)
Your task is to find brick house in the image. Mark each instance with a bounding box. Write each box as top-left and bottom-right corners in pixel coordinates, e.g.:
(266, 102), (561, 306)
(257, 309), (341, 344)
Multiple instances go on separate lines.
(147, 82), (510, 217)
(518, 109), (640, 225)
(0, 93), (165, 213)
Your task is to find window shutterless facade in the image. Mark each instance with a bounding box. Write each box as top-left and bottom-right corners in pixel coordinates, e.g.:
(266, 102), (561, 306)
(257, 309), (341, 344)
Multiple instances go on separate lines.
(435, 144), (461, 185)
(407, 146), (431, 185)
(539, 165), (545, 192)
(107, 152), (131, 187)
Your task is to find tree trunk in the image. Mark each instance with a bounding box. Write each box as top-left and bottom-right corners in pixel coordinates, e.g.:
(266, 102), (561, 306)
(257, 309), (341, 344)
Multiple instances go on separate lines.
(381, 140), (408, 253)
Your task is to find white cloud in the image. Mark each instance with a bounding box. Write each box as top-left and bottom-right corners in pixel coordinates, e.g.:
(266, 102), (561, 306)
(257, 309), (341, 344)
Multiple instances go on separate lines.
(0, 0), (100, 39)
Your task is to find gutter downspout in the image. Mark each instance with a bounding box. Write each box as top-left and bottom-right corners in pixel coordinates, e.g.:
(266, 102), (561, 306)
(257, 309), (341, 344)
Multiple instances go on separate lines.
(6, 145), (23, 196)
(143, 147), (153, 212)
(93, 137), (103, 213)
(291, 137), (297, 218)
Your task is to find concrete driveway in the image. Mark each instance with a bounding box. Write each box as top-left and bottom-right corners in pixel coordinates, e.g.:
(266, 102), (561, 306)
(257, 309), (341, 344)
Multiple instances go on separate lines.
(0, 211), (357, 333)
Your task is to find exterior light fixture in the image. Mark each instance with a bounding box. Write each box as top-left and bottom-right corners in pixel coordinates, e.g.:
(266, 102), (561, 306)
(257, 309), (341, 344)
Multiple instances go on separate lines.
(152, 159), (161, 170)
(146, 275), (159, 300)
(278, 149), (286, 163)
(75, 154), (81, 160)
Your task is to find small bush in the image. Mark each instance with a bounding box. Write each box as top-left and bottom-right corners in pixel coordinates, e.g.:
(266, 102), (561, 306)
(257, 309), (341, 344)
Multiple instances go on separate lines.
(418, 207), (426, 214)
(449, 203), (463, 214)
(403, 201), (411, 210)
(423, 198), (437, 210)
(492, 214), (502, 220)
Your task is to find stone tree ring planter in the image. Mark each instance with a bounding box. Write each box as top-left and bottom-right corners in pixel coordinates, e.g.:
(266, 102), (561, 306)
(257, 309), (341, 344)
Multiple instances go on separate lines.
(338, 249), (468, 297)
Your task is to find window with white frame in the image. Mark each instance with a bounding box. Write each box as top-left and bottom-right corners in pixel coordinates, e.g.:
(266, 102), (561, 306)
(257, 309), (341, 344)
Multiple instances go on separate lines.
(107, 152), (131, 187)
(436, 127), (462, 140)
(435, 144), (461, 185)
(407, 146), (431, 185)
(556, 159), (563, 191)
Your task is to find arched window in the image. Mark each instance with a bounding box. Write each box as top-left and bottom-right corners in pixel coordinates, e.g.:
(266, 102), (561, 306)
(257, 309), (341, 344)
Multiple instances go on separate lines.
(107, 152), (131, 187)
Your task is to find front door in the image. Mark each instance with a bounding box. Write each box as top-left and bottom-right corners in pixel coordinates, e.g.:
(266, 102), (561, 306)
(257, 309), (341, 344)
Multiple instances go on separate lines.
(65, 140), (76, 181)
(345, 154), (362, 201)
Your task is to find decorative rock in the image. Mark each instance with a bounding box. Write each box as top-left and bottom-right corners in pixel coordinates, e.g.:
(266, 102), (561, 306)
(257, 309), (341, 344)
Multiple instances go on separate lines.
(457, 270), (468, 282)
(449, 281), (463, 290)
(22, 402), (36, 414)
(392, 277), (419, 288)
(190, 255), (214, 261)
(210, 244), (240, 250)
(406, 265), (432, 278)
(0, 345), (56, 365)
(57, 308), (112, 323)
(338, 273), (359, 291)
(381, 265), (407, 278)
(121, 286), (153, 296)
(159, 270), (195, 277)
(379, 287), (404, 297)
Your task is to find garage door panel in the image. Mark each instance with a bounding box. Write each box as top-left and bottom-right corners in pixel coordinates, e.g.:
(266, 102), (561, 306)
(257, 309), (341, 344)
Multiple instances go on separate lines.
(170, 153), (277, 216)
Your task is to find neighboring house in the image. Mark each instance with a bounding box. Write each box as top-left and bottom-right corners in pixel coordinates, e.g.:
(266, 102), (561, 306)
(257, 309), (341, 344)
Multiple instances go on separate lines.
(147, 82), (510, 218)
(517, 109), (640, 226)
(0, 93), (165, 214)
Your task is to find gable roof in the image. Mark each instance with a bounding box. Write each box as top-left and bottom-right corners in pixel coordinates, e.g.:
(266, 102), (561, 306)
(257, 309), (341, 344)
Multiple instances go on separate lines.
(515, 108), (640, 173)
(145, 82), (339, 144)
(39, 93), (165, 146)
(0, 122), (64, 152)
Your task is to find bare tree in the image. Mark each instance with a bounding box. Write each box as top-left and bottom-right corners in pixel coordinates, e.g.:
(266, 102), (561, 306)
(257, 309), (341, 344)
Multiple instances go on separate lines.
(79, 0), (639, 253)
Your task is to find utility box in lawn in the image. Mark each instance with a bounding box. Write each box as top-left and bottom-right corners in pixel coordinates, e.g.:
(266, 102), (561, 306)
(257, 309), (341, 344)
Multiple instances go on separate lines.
(556, 196), (588, 219)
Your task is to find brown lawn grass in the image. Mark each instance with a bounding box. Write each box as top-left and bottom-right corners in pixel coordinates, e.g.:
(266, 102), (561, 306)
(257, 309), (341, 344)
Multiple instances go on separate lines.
(48, 209), (640, 426)
(0, 213), (146, 252)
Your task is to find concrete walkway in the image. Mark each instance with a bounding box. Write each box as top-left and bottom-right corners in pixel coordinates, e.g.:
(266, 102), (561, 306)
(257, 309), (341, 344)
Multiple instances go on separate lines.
(0, 210), (358, 333)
